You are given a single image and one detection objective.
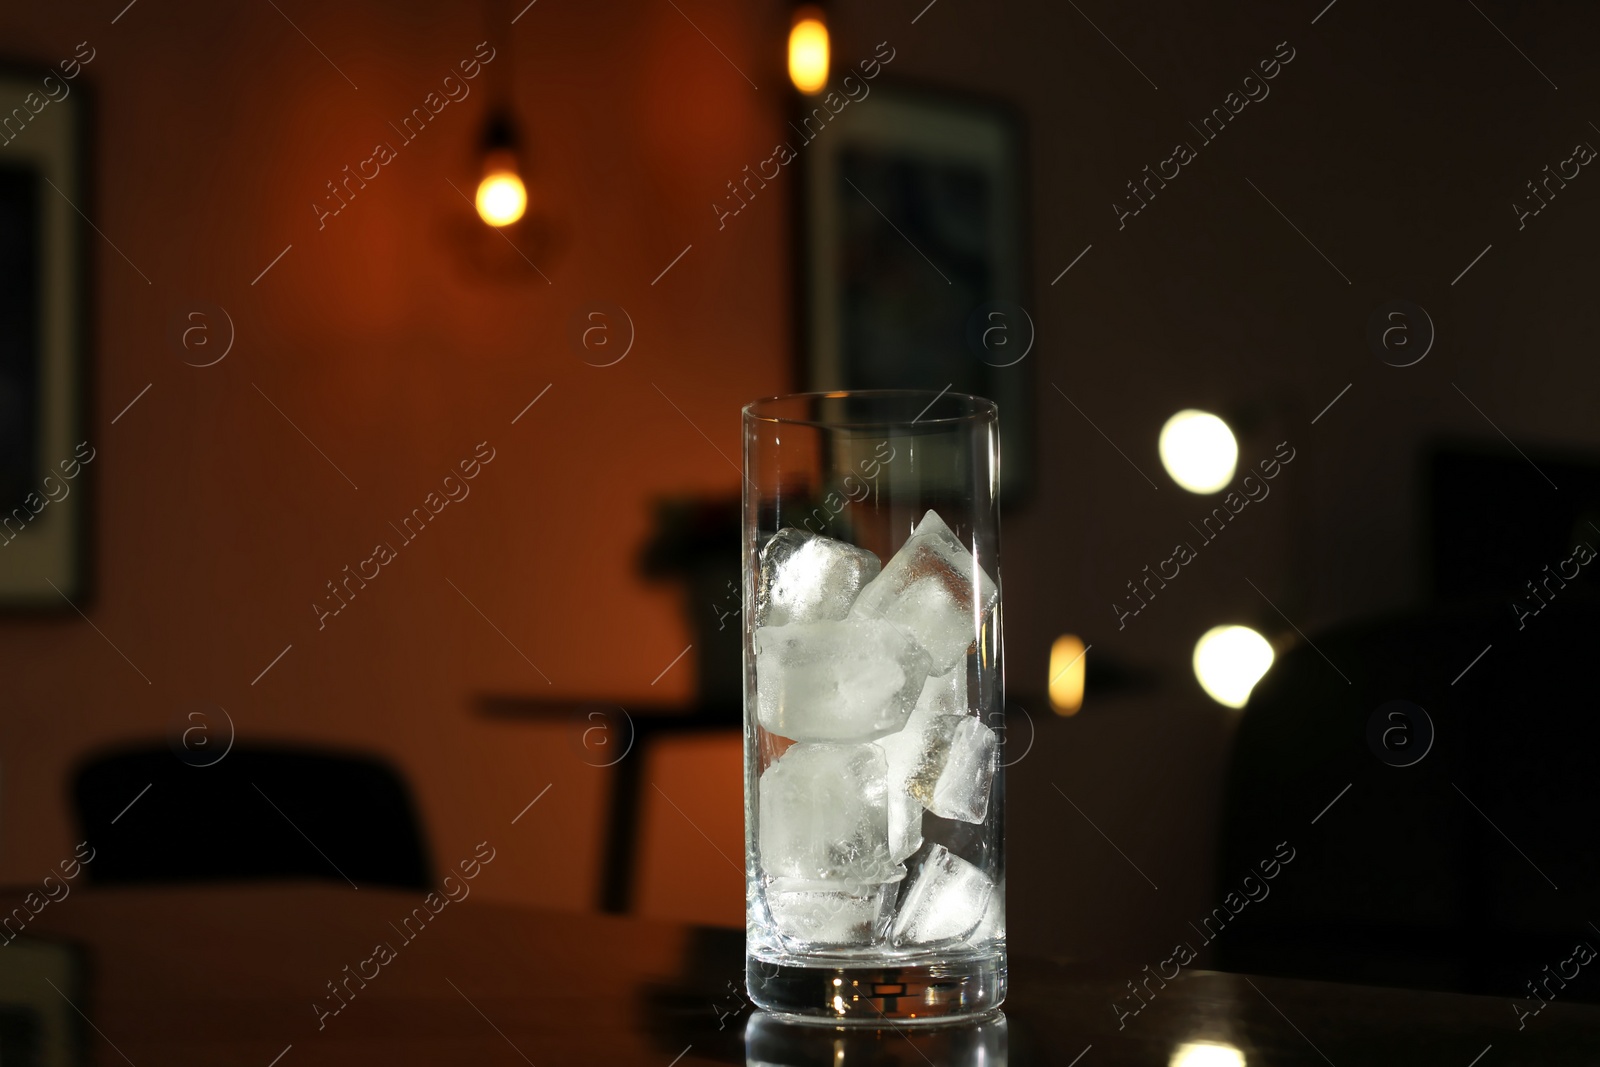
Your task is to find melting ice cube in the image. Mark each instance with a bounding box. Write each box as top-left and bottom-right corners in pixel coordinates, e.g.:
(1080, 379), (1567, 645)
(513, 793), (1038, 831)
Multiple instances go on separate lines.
(890, 844), (994, 947)
(764, 878), (898, 948)
(886, 790), (924, 866)
(849, 510), (999, 673)
(927, 717), (998, 824)
(969, 876), (1006, 942)
(755, 619), (929, 742)
(756, 528), (881, 628)
(876, 670), (994, 824)
(758, 742), (898, 882)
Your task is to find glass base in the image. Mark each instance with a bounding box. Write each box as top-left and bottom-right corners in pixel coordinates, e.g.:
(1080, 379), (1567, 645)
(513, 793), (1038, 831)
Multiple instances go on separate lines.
(746, 950), (1005, 1024)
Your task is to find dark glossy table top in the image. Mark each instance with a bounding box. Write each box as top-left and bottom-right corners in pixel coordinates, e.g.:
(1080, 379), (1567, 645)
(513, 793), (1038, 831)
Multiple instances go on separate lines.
(9, 885), (1598, 1064)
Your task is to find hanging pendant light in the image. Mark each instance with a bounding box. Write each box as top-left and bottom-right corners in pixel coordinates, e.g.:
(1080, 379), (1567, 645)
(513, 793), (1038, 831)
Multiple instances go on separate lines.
(475, 109), (527, 227)
(787, 5), (830, 95)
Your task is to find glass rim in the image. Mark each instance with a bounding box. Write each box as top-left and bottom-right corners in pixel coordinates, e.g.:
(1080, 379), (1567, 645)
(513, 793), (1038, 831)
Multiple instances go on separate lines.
(742, 389), (999, 429)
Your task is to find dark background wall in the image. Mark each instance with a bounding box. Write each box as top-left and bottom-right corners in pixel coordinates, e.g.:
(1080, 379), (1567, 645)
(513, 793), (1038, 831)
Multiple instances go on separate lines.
(3, 0), (1597, 968)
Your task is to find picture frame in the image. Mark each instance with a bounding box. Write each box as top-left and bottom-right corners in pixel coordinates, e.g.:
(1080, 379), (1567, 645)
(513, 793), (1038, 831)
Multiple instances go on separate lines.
(0, 64), (90, 608)
(798, 83), (1032, 501)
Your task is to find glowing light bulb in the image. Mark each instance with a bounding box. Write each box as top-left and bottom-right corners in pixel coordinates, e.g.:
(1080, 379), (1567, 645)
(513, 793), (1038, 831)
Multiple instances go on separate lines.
(1159, 410), (1238, 494)
(788, 8), (829, 94)
(1048, 634), (1087, 715)
(475, 151), (527, 227)
(1193, 626), (1274, 709)
(1170, 1041), (1246, 1067)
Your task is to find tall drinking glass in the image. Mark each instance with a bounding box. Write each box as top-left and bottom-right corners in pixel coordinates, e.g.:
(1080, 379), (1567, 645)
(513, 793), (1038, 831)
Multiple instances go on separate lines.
(741, 390), (1005, 1022)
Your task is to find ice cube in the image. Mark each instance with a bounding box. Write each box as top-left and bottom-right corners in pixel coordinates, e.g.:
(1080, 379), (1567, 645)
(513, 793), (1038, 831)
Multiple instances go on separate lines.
(876, 674), (995, 824)
(887, 790), (924, 865)
(969, 877), (1005, 942)
(922, 811), (990, 865)
(878, 670), (967, 857)
(764, 878), (898, 947)
(896, 716), (964, 809)
(915, 665), (971, 719)
(758, 743), (898, 882)
(755, 619), (929, 742)
(890, 844), (994, 946)
(878, 669), (967, 779)
(756, 528), (882, 628)
(849, 510), (999, 673)
(928, 717), (998, 824)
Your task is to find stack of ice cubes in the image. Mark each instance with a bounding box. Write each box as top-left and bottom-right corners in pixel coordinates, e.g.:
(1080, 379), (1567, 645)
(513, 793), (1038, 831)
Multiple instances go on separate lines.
(753, 510), (1000, 950)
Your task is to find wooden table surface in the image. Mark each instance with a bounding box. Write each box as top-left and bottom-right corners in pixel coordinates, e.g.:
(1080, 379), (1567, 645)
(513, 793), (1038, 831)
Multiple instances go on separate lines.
(11, 885), (1598, 1065)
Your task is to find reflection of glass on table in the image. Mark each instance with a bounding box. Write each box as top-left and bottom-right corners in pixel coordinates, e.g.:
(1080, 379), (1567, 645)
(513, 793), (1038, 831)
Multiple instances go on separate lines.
(745, 1007), (1007, 1065)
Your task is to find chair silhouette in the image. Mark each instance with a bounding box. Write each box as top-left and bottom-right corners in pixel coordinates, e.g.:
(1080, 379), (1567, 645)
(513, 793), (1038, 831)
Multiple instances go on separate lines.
(1214, 595), (1600, 1000)
(73, 745), (430, 890)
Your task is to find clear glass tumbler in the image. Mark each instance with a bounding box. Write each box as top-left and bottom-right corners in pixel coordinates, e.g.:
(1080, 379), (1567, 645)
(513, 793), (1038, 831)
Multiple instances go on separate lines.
(741, 390), (1005, 1022)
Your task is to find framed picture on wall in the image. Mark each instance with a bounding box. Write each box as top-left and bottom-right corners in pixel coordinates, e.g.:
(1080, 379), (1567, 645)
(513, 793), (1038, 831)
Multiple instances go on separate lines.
(799, 84), (1032, 501)
(0, 65), (90, 607)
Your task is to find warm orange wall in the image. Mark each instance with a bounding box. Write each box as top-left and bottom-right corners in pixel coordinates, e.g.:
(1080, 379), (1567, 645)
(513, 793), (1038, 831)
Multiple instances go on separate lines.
(0, 0), (787, 911)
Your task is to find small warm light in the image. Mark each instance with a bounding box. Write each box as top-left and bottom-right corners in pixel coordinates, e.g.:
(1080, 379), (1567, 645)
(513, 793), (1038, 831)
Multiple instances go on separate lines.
(1048, 634), (1087, 715)
(1193, 626), (1274, 709)
(788, 8), (830, 94)
(1159, 410), (1238, 494)
(475, 151), (527, 227)
(1170, 1041), (1246, 1067)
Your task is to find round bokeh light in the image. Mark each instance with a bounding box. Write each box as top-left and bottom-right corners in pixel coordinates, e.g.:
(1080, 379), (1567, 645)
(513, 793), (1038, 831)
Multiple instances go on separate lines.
(1159, 410), (1238, 494)
(1193, 625), (1274, 709)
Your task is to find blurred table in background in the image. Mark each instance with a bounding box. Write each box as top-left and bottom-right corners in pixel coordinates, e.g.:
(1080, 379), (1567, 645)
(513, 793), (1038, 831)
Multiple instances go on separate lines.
(479, 695), (742, 916)
(5, 885), (1596, 1064)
